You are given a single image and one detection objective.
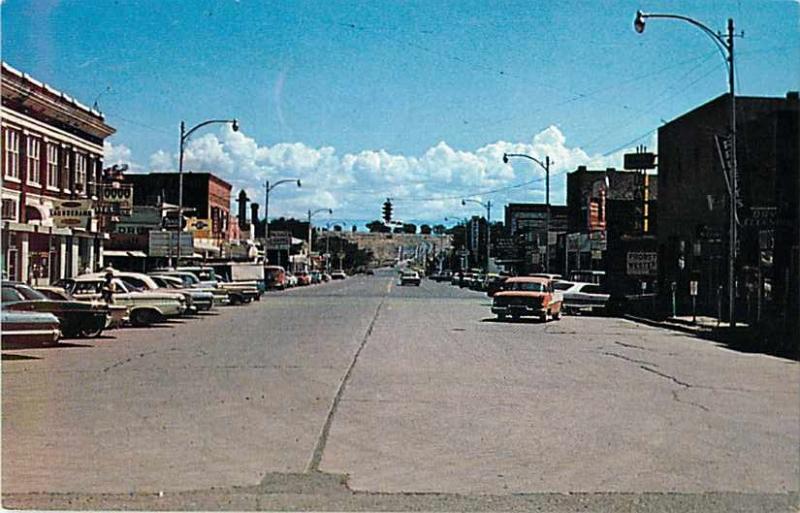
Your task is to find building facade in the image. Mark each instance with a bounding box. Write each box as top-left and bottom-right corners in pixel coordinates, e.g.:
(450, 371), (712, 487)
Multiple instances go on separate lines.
(123, 172), (234, 257)
(1, 62), (115, 284)
(657, 92), (799, 329)
(503, 203), (568, 274)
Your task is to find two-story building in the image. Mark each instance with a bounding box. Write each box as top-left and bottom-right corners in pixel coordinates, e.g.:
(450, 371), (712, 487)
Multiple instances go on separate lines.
(1, 62), (115, 284)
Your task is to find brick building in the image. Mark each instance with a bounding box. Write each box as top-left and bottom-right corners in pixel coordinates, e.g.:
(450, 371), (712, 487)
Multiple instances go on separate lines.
(1, 62), (115, 283)
(122, 172), (234, 256)
(657, 91), (799, 329)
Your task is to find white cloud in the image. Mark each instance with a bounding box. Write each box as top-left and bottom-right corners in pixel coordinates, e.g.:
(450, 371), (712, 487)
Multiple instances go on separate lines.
(140, 125), (640, 224)
(103, 141), (135, 168)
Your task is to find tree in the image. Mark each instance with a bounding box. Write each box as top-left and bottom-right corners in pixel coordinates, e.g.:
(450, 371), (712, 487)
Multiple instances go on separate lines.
(402, 223), (417, 234)
(352, 225), (357, 232)
(432, 224), (446, 235)
(333, 224), (343, 232)
(420, 224), (432, 235)
(366, 220), (389, 233)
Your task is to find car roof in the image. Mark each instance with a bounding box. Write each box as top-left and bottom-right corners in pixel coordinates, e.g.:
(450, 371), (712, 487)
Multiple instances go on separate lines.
(505, 276), (550, 284)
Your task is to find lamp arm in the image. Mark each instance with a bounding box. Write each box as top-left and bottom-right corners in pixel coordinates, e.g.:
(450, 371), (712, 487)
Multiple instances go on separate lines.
(504, 153), (549, 173)
(641, 13), (731, 67)
(182, 119), (236, 144)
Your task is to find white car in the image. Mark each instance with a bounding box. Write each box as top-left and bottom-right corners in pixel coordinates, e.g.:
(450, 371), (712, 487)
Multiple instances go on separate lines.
(555, 281), (610, 315)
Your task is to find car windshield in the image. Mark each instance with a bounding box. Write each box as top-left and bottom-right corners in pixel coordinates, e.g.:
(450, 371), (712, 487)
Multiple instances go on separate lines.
(12, 284), (48, 300)
(2, 287), (24, 302)
(506, 282), (545, 292)
(553, 281), (574, 291)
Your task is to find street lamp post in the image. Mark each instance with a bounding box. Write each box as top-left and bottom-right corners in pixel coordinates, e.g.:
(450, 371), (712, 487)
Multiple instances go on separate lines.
(461, 199), (492, 271)
(503, 152), (552, 272)
(307, 208), (333, 269)
(177, 118), (239, 265)
(634, 10), (739, 327)
(264, 178), (302, 243)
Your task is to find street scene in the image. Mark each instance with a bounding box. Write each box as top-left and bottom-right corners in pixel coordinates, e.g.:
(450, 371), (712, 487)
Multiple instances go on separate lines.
(2, 1), (799, 511)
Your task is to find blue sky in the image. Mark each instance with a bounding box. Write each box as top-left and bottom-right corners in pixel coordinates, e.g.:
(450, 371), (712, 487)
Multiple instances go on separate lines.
(3, 0), (798, 227)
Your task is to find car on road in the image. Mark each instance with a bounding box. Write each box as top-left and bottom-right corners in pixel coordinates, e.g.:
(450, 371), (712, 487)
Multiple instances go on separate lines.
(36, 286), (129, 328)
(331, 270), (347, 280)
(0, 310), (61, 347)
(556, 281), (610, 315)
(295, 270), (312, 286)
(310, 271), (323, 284)
(491, 276), (563, 322)
(148, 275), (215, 312)
(2, 281), (110, 338)
(85, 271), (193, 315)
(285, 271), (298, 287)
(264, 265), (287, 290)
(485, 274), (509, 297)
(59, 276), (185, 327)
(399, 270), (421, 286)
(149, 270), (230, 307)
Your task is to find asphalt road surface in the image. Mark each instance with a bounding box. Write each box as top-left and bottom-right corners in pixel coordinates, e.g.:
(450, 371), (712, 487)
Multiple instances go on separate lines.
(3, 268), (798, 512)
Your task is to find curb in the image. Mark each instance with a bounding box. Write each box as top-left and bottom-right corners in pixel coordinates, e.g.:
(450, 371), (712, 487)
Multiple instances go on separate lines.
(622, 314), (713, 336)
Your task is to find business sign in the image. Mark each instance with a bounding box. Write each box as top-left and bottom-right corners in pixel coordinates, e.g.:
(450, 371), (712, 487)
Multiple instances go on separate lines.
(51, 199), (94, 229)
(266, 231), (291, 251)
(623, 152), (657, 170)
(149, 231), (194, 257)
(96, 184), (133, 215)
(187, 217), (213, 238)
(627, 251), (658, 276)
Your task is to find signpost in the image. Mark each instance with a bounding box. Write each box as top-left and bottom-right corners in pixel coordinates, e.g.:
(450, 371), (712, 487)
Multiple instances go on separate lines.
(149, 231), (193, 258)
(690, 280), (699, 323)
(626, 251), (658, 276)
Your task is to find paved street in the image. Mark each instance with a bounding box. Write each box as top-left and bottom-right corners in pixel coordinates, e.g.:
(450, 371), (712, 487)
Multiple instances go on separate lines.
(3, 269), (798, 511)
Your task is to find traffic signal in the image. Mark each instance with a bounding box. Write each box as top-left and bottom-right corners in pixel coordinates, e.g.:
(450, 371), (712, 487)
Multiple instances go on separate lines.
(382, 199), (393, 223)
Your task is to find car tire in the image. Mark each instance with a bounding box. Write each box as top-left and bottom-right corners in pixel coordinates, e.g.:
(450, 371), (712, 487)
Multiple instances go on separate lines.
(497, 313), (506, 321)
(131, 309), (160, 327)
(80, 321), (104, 338)
(540, 313), (548, 323)
(553, 309), (561, 320)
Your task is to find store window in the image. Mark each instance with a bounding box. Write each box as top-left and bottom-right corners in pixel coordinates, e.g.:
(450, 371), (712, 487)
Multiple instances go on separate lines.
(46, 144), (59, 188)
(4, 129), (20, 179)
(27, 136), (41, 185)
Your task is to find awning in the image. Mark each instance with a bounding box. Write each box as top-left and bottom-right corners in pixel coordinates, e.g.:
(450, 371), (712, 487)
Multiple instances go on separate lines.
(104, 250), (147, 258)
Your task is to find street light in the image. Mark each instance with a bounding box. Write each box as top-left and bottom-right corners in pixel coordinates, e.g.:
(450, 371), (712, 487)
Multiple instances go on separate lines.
(177, 118), (238, 265)
(634, 10), (739, 327)
(461, 198), (492, 271)
(307, 208), (333, 268)
(503, 152), (552, 272)
(264, 178), (301, 241)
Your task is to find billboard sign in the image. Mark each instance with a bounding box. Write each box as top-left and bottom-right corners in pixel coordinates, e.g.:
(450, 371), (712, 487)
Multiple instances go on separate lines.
(51, 199), (94, 229)
(627, 251), (658, 276)
(96, 184), (133, 215)
(149, 231), (194, 257)
(187, 217), (213, 239)
(623, 152), (657, 170)
(266, 231), (291, 251)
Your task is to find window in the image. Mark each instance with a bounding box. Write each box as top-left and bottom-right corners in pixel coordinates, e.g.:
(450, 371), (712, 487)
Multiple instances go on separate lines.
(26, 137), (41, 184)
(62, 150), (71, 190)
(4, 129), (20, 179)
(2, 198), (18, 221)
(74, 153), (87, 193)
(46, 144), (59, 188)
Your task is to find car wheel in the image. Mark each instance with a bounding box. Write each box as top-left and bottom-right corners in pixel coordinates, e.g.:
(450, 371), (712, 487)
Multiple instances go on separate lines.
(80, 320), (104, 338)
(131, 309), (160, 327)
(553, 309), (561, 320)
(540, 312), (548, 323)
(497, 313), (506, 321)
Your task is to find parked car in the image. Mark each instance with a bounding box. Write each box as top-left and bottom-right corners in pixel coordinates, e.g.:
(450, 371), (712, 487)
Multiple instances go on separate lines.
(557, 281), (610, 315)
(2, 281), (109, 338)
(486, 274), (509, 297)
(295, 270), (312, 286)
(36, 286), (129, 328)
(285, 271), (298, 288)
(321, 272), (332, 282)
(366, 268), (375, 276)
(173, 266), (259, 304)
(399, 270), (421, 286)
(264, 265), (287, 290)
(148, 275), (214, 312)
(58, 276), (185, 326)
(331, 270), (347, 280)
(310, 271), (322, 284)
(491, 276), (563, 322)
(149, 270), (229, 306)
(85, 271), (193, 314)
(1, 310), (61, 347)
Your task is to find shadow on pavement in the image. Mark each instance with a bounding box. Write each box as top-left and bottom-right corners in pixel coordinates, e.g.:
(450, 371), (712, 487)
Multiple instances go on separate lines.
(481, 317), (546, 324)
(1, 353), (41, 361)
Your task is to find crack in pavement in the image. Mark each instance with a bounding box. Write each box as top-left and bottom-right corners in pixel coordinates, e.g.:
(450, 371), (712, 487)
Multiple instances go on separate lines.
(304, 278), (391, 473)
(639, 365), (693, 388)
(102, 347), (179, 373)
(602, 351), (658, 367)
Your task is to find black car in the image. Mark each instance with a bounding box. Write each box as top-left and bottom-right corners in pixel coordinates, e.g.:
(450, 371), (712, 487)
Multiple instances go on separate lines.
(2, 282), (109, 338)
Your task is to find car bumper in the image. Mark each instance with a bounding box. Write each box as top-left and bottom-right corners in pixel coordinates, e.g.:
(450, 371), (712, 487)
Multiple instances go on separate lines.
(491, 305), (546, 316)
